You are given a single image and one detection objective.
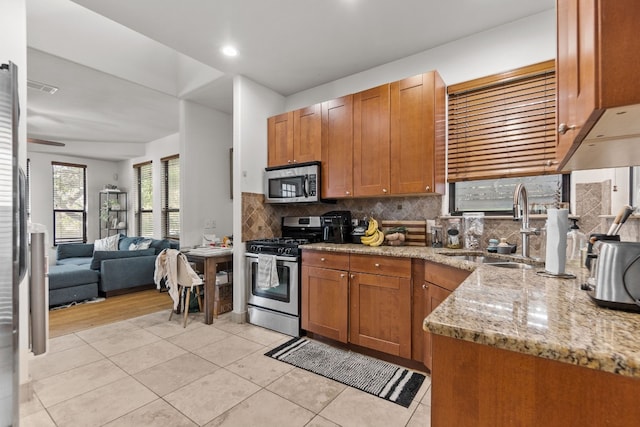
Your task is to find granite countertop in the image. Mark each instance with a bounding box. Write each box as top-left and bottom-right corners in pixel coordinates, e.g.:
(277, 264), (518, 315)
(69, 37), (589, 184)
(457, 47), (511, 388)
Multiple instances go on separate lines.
(300, 242), (640, 379)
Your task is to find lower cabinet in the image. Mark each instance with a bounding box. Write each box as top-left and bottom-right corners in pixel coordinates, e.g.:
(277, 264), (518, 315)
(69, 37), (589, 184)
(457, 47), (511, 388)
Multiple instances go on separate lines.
(301, 251), (350, 343)
(301, 250), (470, 365)
(349, 254), (412, 359)
(420, 261), (471, 370)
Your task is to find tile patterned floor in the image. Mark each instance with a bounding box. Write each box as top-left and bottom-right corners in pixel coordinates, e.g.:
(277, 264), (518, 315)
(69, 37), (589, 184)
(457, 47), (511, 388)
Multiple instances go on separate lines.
(20, 311), (431, 426)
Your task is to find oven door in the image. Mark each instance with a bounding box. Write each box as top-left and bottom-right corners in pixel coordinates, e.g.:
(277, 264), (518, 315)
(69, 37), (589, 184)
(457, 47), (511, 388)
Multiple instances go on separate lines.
(245, 253), (299, 316)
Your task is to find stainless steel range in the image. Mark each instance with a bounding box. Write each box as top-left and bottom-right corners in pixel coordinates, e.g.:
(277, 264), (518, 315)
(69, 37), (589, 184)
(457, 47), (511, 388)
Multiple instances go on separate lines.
(245, 216), (322, 336)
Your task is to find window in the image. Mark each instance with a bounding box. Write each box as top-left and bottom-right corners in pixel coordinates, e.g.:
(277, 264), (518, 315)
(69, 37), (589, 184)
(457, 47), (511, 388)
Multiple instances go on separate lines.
(134, 161), (153, 237)
(447, 60), (569, 214)
(448, 60), (557, 181)
(52, 161), (86, 244)
(161, 155), (179, 240)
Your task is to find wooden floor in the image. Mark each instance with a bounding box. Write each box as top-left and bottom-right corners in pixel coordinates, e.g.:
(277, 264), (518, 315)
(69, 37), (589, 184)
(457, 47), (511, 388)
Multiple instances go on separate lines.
(49, 289), (173, 338)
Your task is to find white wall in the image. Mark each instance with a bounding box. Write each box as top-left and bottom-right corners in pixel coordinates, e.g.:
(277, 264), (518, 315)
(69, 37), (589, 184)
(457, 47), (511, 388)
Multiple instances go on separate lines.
(120, 132), (180, 239)
(232, 75), (285, 320)
(28, 151), (122, 256)
(285, 10), (556, 111)
(180, 100), (233, 248)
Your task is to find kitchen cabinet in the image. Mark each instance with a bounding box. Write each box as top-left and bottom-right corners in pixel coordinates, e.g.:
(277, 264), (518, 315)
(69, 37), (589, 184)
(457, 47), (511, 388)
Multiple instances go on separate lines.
(349, 254), (411, 359)
(390, 71), (445, 195)
(431, 334), (640, 426)
(267, 105), (321, 167)
(301, 251), (350, 343)
(321, 95), (354, 198)
(556, 0), (640, 171)
(353, 84), (391, 197)
(99, 191), (127, 238)
(418, 261), (471, 370)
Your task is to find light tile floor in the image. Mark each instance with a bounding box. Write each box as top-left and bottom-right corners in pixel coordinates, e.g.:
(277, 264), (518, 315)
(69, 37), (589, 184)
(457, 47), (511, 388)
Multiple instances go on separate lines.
(20, 310), (431, 426)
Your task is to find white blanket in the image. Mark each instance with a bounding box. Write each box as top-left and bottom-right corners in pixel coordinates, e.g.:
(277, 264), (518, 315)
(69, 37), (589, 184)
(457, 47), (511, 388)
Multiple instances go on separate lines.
(155, 249), (203, 310)
(257, 254), (279, 289)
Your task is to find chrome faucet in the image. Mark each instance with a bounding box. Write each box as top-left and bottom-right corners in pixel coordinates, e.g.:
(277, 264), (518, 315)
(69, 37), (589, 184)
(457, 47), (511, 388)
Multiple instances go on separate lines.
(513, 183), (539, 258)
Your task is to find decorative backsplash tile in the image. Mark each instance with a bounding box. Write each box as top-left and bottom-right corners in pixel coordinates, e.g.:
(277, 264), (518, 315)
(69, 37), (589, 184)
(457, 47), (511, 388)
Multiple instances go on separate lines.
(241, 179), (638, 245)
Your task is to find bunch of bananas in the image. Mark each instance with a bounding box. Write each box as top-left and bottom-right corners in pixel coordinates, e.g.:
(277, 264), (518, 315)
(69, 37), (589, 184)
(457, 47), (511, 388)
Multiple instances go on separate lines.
(360, 217), (385, 247)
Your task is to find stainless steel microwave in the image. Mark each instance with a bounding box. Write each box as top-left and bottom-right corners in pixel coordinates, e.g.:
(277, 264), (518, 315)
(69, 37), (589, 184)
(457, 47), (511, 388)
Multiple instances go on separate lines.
(264, 161), (321, 204)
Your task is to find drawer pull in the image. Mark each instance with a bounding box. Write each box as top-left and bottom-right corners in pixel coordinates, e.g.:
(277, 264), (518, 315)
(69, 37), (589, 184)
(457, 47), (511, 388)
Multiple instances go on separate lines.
(374, 263), (380, 267)
(341, 273), (346, 278)
(350, 274), (355, 279)
(422, 283), (428, 289)
(320, 257), (325, 262)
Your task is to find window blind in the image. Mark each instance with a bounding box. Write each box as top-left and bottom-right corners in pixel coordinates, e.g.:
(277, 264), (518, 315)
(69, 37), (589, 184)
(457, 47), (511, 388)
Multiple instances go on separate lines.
(161, 155), (180, 240)
(447, 60), (556, 182)
(52, 161), (86, 244)
(133, 161), (153, 237)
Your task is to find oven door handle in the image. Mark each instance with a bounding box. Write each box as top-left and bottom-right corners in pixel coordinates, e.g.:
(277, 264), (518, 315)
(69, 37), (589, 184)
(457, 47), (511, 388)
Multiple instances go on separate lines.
(245, 253), (298, 263)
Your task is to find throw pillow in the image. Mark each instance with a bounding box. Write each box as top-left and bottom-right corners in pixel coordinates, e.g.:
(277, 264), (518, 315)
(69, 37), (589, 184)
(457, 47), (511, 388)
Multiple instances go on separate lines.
(129, 238), (152, 250)
(94, 234), (120, 252)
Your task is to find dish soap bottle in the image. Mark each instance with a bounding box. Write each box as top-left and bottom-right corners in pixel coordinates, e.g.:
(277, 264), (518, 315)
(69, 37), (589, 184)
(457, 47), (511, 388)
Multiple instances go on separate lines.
(566, 218), (586, 263)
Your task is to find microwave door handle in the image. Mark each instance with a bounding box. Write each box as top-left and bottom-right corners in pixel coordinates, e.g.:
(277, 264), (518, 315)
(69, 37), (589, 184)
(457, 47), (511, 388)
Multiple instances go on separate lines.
(303, 174), (309, 198)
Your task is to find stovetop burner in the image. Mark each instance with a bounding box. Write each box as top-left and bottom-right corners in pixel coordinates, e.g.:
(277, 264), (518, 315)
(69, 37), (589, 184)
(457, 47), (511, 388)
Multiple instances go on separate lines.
(246, 236), (319, 257)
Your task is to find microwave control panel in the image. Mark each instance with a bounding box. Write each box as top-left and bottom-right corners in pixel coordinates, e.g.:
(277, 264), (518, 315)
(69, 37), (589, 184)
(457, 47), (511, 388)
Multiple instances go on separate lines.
(308, 174), (317, 196)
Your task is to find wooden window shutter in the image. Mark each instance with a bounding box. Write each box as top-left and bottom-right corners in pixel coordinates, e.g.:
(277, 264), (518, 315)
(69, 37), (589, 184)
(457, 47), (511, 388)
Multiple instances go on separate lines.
(447, 60), (557, 182)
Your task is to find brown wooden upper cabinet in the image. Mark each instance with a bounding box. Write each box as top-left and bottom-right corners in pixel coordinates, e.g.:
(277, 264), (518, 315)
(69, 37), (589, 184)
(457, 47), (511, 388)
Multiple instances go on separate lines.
(556, 0), (640, 171)
(391, 71), (446, 195)
(269, 70), (445, 198)
(353, 84), (391, 197)
(321, 95), (354, 198)
(267, 104), (321, 167)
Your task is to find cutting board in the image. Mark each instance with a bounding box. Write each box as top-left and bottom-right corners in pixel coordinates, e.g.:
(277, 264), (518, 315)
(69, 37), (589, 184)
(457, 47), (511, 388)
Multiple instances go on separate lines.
(380, 220), (427, 246)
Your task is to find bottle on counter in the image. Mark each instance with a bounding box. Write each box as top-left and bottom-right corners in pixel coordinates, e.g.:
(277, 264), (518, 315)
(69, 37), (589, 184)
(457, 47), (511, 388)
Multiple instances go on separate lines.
(566, 218), (587, 263)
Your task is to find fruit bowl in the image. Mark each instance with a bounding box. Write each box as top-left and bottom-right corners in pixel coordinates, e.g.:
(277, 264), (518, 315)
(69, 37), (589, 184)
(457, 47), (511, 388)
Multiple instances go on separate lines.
(384, 227), (407, 246)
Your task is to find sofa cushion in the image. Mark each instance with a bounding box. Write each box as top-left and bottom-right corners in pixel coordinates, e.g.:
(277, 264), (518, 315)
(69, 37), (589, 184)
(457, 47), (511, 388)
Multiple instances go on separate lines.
(48, 264), (100, 290)
(119, 236), (144, 251)
(94, 234), (121, 251)
(57, 243), (94, 260)
(56, 257), (92, 267)
(90, 248), (156, 270)
(128, 238), (152, 250)
(149, 239), (171, 255)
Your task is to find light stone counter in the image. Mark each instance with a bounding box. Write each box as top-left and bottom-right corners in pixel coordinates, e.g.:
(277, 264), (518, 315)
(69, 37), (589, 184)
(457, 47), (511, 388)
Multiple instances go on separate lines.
(301, 242), (640, 378)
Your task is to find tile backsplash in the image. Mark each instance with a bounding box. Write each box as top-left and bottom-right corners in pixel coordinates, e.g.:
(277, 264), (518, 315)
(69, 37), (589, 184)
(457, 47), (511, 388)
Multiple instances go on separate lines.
(241, 179), (638, 245)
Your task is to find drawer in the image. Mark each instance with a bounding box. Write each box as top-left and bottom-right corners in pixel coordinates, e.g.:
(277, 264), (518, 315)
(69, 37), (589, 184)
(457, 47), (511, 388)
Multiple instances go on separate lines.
(349, 254), (411, 278)
(302, 250), (349, 270)
(424, 261), (471, 292)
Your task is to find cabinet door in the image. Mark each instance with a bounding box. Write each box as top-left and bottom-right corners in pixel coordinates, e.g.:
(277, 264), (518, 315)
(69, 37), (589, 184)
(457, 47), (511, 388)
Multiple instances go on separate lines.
(423, 283), (451, 371)
(411, 259), (426, 362)
(301, 265), (349, 343)
(556, 0), (596, 163)
(349, 272), (411, 359)
(267, 111), (294, 167)
(321, 95), (353, 198)
(390, 71), (445, 195)
(293, 104), (322, 164)
(353, 84), (390, 197)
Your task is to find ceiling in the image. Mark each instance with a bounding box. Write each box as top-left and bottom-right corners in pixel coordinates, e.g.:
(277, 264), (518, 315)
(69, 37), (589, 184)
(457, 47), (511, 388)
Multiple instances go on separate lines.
(25, 0), (555, 161)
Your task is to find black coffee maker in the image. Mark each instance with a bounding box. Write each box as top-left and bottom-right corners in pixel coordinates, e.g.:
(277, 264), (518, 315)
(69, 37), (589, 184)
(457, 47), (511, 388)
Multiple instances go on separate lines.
(321, 211), (352, 244)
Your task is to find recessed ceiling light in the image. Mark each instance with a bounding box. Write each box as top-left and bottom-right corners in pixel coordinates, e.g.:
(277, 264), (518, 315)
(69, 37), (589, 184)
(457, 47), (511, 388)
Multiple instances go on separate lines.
(221, 46), (238, 57)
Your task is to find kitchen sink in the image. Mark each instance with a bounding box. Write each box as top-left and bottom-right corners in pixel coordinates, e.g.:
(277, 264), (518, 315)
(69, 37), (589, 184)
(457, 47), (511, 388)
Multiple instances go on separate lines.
(444, 254), (535, 269)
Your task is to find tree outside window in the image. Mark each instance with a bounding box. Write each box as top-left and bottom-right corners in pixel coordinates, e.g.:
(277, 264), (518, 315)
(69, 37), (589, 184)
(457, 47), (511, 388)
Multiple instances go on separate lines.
(52, 161), (86, 244)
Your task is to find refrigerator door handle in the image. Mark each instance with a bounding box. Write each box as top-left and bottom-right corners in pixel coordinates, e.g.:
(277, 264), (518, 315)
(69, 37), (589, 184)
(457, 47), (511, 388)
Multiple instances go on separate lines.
(18, 168), (27, 282)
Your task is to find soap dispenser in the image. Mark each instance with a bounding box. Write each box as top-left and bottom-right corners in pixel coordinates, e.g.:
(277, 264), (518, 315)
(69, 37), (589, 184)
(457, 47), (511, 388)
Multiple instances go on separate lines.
(566, 218), (586, 262)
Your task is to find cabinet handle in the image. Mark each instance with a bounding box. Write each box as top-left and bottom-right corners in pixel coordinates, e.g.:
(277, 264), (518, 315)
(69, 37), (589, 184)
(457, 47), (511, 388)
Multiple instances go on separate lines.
(346, 191), (350, 195)
(422, 283), (428, 289)
(374, 263), (380, 267)
(557, 123), (576, 135)
(287, 159), (292, 164)
(425, 186), (430, 192)
(341, 273), (346, 278)
(293, 159), (297, 163)
(382, 188), (387, 193)
(320, 257), (325, 262)
(350, 274), (355, 279)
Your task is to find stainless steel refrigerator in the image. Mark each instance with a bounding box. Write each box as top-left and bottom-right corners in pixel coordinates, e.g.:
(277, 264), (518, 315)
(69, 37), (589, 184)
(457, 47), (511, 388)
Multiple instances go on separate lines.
(0, 61), (45, 427)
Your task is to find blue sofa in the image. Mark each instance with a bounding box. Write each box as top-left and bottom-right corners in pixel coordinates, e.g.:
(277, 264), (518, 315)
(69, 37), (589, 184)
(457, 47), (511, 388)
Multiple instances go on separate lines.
(50, 236), (178, 306)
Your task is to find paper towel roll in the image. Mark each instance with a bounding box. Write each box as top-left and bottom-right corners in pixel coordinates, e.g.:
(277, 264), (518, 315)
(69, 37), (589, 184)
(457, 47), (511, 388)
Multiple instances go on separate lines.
(545, 208), (569, 274)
